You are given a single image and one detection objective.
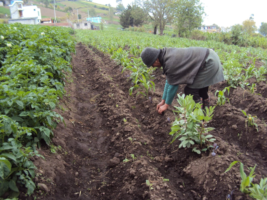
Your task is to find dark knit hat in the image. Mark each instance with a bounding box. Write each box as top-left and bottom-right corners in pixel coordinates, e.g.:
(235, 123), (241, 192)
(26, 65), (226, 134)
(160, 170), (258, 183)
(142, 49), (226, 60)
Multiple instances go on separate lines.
(140, 47), (160, 67)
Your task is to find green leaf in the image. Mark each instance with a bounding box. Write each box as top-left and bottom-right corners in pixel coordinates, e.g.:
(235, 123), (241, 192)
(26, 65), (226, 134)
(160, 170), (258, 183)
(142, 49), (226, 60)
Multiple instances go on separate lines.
(9, 180), (19, 192)
(0, 180), (9, 196)
(1, 153), (16, 162)
(225, 161), (240, 173)
(0, 157), (12, 172)
(49, 102), (56, 109)
(16, 100), (24, 108)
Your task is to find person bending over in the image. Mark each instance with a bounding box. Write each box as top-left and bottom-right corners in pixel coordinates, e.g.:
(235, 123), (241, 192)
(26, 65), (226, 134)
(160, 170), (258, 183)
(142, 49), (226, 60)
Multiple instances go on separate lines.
(140, 47), (225, 114)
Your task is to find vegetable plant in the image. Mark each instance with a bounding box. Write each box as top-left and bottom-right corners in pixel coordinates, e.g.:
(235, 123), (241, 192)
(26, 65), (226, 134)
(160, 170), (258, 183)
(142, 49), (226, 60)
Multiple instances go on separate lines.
(249, 178), (267, 200)
(169, 94), (216, 154)
(129, 74), (155, 97)
(215, 86), (231, 106)
(241, 110), (258, 131)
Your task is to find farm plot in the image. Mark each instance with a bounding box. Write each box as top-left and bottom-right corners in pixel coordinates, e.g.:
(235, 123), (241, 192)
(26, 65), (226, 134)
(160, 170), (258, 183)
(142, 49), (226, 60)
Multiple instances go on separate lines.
(29, 34), (267, 200)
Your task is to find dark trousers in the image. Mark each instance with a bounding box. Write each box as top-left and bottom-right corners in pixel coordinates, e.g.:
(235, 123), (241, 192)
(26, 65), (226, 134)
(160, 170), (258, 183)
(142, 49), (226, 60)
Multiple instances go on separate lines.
(184, 86), (209, 103)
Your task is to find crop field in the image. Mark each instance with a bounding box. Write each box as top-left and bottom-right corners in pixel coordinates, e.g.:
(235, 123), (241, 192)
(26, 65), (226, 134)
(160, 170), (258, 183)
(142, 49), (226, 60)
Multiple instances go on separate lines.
(1, 25), (267, 200)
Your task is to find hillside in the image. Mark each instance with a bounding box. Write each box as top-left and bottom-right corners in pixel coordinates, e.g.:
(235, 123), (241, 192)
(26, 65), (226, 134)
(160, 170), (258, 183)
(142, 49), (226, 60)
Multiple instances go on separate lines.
(0, 6), (10, 16)
(33, 0), (119, 23)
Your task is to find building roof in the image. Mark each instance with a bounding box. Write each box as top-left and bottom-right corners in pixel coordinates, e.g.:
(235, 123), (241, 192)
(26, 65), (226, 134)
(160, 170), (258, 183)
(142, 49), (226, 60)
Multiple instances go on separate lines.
(41, 18), (52, 21)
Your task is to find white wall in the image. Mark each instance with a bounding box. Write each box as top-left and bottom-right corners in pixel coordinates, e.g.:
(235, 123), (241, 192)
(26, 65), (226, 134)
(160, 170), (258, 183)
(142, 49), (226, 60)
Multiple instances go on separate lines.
(9, 1), (41, 23)
(23, 6), (41, 21)
(10, 2), (21, 19)
(9, 18), (38, 24)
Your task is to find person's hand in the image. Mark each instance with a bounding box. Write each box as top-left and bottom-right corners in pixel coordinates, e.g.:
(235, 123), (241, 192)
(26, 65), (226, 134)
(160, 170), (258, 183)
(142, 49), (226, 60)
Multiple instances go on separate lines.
(157, 100), (165, 111)
(158, 104), (169, 114)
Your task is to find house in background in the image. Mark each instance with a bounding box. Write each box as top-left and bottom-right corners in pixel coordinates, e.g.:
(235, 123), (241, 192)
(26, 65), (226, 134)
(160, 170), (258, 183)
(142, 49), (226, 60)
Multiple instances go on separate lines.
(8, 0), (41, 24)
(0, 2), (4, 6)
(86, 17), (101, 23)
(73, 21), (91, 30)
(198, 24), (220, 33)
(41, 18), (52, 23)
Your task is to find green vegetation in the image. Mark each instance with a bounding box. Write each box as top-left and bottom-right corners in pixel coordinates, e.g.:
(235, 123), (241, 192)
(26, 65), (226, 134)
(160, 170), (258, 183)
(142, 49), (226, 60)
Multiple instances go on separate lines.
(169, 94), (215, 154)
(0, 23), (75, 197)
(225, 161), (267, 199)
(0, 7), (10, 15)
(241, 110), (259, 131)
(189, 29), (267, 49)
(215, 87), (230, 106)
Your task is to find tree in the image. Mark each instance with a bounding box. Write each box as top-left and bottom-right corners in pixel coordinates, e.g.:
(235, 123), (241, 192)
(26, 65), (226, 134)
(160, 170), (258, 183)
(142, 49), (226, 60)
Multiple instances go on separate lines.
(173, 0), (204, 37)
(231, 24), (244, 45)
(120, 5), (146, 28)
(89, 7), (96, 17)
(242, 19), (257, 35)
(143, 0), (175, 35)
(64, 6), (73, 12)
(116, 3), (125, 12)
(109, 6), (114, 21)
(259, 22), (267, 36)
(41, 0), (49, 8)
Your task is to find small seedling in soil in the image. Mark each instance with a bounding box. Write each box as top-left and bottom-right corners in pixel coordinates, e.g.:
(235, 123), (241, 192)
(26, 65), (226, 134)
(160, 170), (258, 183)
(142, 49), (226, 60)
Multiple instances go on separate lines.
(123, 118), (127, 123)
(128, 137), (133, 143)
(116, 104), (118, 108)
(215, 86), (230, 106)
(163, 178), (169, 182)
(225, 161), (256, 194)
(123, 158), (129, 163)
(249, 83), (257, 94)
(146, 180), (153, 190)
(130, 154), (136, 161)
(241, 110), (258, 131)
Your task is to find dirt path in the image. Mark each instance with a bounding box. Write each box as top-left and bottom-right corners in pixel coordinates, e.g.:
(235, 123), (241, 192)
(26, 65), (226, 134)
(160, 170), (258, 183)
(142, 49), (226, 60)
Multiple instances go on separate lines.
(27, 44), (267, 200)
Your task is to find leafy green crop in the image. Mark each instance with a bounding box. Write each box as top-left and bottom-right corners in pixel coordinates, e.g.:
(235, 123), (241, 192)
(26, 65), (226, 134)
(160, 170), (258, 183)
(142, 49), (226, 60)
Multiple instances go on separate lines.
(241, 110), (258, 132)
(169, 94), (215, 154)
(224, 161), (267, 200)
(215, 86), (230, 106)
(0, 23), (75, 197)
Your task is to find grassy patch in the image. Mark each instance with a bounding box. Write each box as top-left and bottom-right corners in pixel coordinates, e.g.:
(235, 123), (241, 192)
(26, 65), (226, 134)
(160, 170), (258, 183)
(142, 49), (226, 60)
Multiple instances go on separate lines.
(0, 7), (10, 15)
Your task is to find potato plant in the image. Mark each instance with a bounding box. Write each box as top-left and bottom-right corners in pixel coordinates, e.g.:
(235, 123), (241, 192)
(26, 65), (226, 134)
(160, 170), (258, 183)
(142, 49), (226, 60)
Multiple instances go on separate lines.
(0, 23), (75, 197)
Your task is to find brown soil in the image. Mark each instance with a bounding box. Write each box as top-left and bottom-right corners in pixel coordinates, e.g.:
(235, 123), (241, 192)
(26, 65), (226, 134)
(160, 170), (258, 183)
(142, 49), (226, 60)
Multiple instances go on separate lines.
(22, 44), (267, 200)
(39, 6), (67, 18)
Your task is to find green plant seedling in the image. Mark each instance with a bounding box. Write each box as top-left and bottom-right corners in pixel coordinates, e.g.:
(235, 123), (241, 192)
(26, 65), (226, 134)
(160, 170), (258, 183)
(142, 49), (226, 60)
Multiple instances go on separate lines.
(123, 118), (127, 123)
(123, 158), (129, 163)
(249, 83), (257, 94)
(241, 110), (259, 131)
(146, 180), (153, 190)
(130, 154), (136, 161)
(249, 178), (267, 199)
(215, 86), (230, 106)
(128, 137), (133, 143)
(225, 161), (256, 194)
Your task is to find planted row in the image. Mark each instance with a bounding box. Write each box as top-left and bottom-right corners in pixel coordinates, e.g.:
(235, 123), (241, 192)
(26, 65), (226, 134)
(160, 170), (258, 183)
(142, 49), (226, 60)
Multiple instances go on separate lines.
(0, 24), (75, 198)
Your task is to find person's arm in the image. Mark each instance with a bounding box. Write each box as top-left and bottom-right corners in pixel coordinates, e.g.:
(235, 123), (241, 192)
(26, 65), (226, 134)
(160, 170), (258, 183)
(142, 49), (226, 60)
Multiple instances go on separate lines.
(158, 80), (179, 114)
(165, 81), (179, 105)
(162, 80), (168, 101)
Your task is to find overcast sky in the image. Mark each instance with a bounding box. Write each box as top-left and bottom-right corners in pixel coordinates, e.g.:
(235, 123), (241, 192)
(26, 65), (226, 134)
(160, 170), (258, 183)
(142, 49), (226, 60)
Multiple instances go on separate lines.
(94, 0), (267, 28)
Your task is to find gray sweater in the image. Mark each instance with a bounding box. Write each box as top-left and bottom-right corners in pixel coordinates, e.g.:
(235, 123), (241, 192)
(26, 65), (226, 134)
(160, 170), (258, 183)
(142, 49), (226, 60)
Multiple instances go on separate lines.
(159, 47), (209, 85)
